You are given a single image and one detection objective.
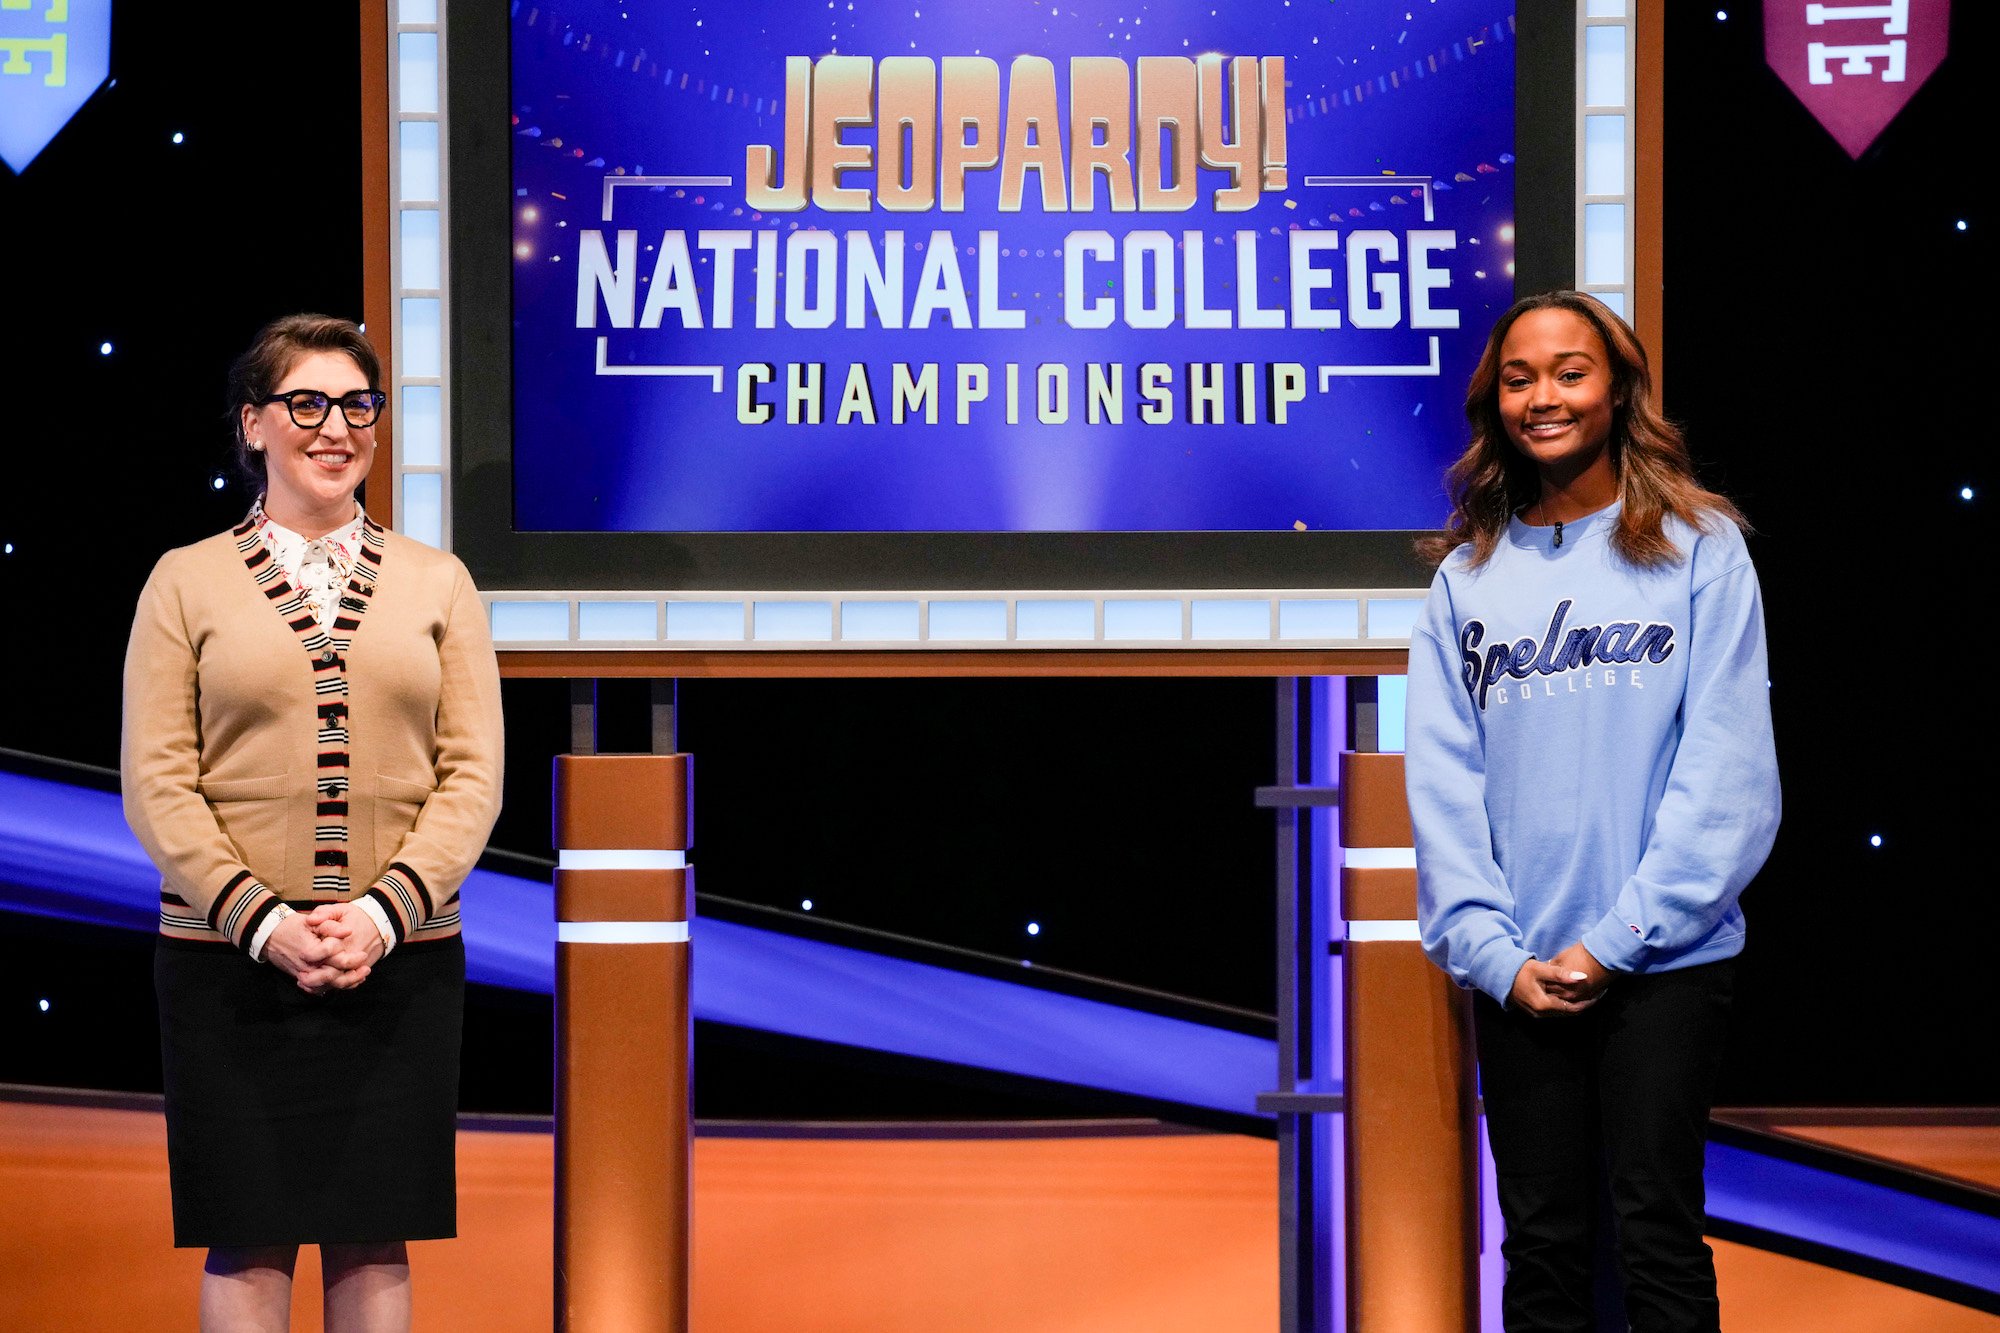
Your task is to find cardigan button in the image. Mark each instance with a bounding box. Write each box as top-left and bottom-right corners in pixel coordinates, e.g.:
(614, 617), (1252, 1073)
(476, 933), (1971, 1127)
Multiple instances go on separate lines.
(320, 649), (337, 664)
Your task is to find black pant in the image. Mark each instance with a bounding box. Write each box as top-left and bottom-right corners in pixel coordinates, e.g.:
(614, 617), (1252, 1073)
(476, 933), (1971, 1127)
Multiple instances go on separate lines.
(1475, 957), (1738, 1333)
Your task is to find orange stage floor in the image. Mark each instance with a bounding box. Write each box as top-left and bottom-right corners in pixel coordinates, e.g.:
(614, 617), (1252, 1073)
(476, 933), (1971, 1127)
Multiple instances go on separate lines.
(2, 1100), (1995, 1331)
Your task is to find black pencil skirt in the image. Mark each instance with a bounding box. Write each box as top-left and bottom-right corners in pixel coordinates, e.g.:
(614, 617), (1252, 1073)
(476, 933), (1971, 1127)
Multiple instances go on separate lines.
(154, 933), (464, 1248)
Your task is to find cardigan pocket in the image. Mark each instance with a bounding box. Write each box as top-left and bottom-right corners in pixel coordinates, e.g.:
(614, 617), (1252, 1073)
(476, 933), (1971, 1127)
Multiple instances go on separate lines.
(198, 772), (292, 891)
(375, 772), (434, 871)
(199, 773), (292, 802)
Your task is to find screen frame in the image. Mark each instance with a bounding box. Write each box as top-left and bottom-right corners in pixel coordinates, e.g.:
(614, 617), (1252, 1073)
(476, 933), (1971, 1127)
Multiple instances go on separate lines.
(440, 3), (1576, 598)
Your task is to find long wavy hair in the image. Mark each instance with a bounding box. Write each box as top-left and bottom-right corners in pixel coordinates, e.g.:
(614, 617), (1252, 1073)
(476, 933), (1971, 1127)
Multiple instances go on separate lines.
(1417, 292), (1745, 569)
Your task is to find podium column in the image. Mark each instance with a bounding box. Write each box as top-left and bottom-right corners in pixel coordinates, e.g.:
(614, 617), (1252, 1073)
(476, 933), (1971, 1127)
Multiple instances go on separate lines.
(552, 751), (693, 1332)
(1338, 750), (1477, 1331)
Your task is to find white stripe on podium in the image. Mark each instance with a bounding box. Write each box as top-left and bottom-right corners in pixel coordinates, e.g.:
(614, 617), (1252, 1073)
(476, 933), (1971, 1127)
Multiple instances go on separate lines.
(556, 921), (691, 944)
(556, 849), (687, 871)
(1344, 847), (1417, 869)
(1345, 919), (1422, 943)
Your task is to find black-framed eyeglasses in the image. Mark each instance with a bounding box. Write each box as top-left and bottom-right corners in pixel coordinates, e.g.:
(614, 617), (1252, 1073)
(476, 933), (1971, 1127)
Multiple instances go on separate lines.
(258, 389), (388, 429)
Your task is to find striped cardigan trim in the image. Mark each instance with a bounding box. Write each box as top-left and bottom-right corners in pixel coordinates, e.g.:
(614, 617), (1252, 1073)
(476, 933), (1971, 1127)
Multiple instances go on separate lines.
(205, 868), (281, 951)
(150, 520), (469, 952)
(158, 914), (464, 945)
(205, 512), (415, 954)
(158, 890), (463, 944)
(362, 861), (435, 945)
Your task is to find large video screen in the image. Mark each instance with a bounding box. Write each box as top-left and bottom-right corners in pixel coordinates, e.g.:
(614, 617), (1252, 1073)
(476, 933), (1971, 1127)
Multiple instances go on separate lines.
(450, 2), (1569, 591)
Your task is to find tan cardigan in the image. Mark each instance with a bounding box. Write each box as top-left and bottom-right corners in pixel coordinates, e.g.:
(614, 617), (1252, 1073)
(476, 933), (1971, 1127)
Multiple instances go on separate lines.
(122, 514), (503, 953)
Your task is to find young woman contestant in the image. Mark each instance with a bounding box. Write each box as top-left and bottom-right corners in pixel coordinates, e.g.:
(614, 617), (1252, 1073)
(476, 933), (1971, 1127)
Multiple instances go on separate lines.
(1405, 292), (1780, 1331)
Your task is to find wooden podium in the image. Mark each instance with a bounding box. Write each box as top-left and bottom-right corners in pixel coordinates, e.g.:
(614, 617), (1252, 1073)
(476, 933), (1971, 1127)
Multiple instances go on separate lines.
(552, 752), (694, 1333)
(1340, 750), (1478, 1332)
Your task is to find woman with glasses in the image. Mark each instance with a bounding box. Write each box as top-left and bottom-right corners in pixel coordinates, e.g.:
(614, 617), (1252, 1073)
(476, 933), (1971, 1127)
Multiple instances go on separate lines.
(121, 313), (503, 1331)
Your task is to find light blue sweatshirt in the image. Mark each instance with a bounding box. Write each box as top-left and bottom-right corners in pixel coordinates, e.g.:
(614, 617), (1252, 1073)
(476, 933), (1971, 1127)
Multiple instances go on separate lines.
(1404, 502), (1780, 1006)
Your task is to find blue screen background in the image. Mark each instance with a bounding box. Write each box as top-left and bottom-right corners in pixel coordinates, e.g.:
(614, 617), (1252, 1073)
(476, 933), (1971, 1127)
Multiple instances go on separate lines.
(509, 0), (1516, 532)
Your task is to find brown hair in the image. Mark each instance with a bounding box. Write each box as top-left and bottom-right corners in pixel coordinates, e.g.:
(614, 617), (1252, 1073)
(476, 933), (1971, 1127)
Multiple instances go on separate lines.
(226, 314), (383, 490)
(1416, 291), (1745, 570)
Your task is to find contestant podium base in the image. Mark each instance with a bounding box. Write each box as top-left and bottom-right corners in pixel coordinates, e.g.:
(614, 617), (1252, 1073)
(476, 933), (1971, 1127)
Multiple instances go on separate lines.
(553, 753), (693, 1333)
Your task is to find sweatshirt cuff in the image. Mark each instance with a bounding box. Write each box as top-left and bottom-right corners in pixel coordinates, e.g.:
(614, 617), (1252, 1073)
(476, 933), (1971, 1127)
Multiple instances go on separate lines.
(354, 895), (399, 958)
(210, 871), (285, 955)
(360, 861), (434, 946)
(1582, 911), (1649, 972)
(246, 902), (295, 962)
(1470, 940), (1537, 1009)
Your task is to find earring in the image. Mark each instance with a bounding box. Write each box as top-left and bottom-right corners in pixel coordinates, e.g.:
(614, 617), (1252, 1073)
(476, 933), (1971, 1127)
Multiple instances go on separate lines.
(248, 441), (264, 452)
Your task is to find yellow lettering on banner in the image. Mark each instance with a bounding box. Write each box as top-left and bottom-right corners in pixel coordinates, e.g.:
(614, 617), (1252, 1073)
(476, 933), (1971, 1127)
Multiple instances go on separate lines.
(737, 363), (774, 424)
(1185, 362), (1225, 425)
(730, 360), (1366, 428)
(892, 363), (938, 423)
(835, 363), (877, 424)
(999, 56), (1064, 212)
(953, 364), (988, 423)
(1268, 363), (1307, 424)
(877, 57), (938, 212)
(785, 363), (823, 425)
(938, 56), (1000, 213)
(744, 54), (1293, 213)
(1136, 57), (1198, 212)
(1195, 55), (1261, 212)
(0, 34), (67, 86)
(1259, 57), (1288, 191)
(810, 56), (875, 212)
(1138, 363), (1173, 424)
(1085, 363), (1122, 424)
(744, 57), (812, 211)
(1069, 56), (1134, 213)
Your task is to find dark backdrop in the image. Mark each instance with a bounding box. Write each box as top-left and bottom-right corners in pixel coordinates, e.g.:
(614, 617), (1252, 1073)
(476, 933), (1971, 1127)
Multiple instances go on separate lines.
(1665, 6), (1991, 1105)
(0, 4), (1990, 1111)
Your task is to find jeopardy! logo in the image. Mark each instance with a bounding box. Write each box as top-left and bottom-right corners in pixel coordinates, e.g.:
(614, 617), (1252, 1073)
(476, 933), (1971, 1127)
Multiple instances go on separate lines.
(0, 0), (110, 174)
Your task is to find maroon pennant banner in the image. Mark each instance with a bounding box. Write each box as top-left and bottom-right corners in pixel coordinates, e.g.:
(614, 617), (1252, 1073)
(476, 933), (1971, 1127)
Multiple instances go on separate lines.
(1765, 1), (1951, 157)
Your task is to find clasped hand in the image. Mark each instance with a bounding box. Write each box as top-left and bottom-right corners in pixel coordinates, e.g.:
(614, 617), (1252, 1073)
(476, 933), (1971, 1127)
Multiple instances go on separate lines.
(263, 903), (386, 995)
(1508, 942), (1612, 1016)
